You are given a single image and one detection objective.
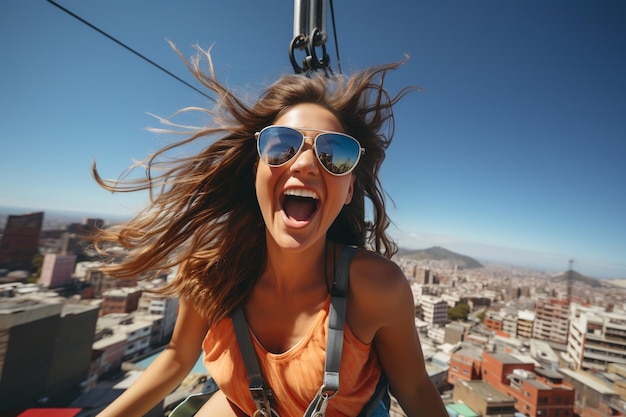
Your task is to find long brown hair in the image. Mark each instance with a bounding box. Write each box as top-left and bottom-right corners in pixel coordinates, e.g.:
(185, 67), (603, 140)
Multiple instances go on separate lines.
(92, 45), (418, 325)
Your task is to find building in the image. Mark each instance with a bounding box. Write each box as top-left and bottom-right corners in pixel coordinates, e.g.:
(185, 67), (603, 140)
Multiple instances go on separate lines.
(83, 266), (137, 298)
(449, 347), (483, 385)
(452, 380), (517, 416)
(444, 322), (467, 345)
(0, 295), (99, 411)
(501, 310), (518, 338)
(94, 313), (154, 368)
(0, 211), (43, 271)
(39, 253), (77, 289)
(420, 295), (449, 327)
(99, 287), (143, 317)
(136, 287), (179, 343)
(92, 329), (127, 379)
(567, 303), (626, 371)
(559, 368), (620, 417)
(517, 310), (534, 339)
(484, 309), (504, 333)
(482, 352), (575, 417)
(61, 217), (104, 258)
(534, 297), (570, 345)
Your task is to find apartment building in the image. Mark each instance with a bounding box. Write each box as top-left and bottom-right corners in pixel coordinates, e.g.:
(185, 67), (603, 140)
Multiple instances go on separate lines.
(94, 313), (154, 367)
(485, 307), (518, 338)
(0, 211), (43, 270)
(567, 303), (626, 371)
(99, 287), (143, 317)
(39, 253), (77, 289)
(420, 295), (449, 327)
(448, 347), (483, 385)
(0, 295), (98, 411)
(559, 368), (622, 417)
(534, 297), (570, 345)
(482, 352), (575, 417)
(484, 309), (503, 332)
(136, 284), (179, 342)
(83, 266), (138, 299)
(517, 310), (534, 339)
(453, 380), (517, 416)
(502, 310), (518, 337)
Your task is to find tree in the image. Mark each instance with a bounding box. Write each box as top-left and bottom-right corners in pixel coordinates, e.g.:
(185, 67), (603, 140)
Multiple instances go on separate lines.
(448, 304), (470, 321)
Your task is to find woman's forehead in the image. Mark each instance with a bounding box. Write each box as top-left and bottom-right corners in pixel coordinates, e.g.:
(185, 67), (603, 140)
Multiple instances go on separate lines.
(273, 103), (343, 133)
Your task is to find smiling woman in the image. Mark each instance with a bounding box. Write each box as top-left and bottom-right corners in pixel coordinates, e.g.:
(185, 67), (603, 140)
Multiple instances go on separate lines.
(90, 44), (447, 417)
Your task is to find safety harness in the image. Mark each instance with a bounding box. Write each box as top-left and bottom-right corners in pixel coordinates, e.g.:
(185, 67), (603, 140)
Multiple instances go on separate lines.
(232, 246), (389, 417)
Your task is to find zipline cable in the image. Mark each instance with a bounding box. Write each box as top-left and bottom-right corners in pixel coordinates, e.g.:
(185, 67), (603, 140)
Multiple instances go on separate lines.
(328, 0), (341, 74)
(46, 0), (215, 102)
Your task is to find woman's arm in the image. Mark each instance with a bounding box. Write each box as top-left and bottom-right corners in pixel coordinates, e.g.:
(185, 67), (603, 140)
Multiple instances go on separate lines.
(352, 253), (448, 417)
(97, 299), (210, 417)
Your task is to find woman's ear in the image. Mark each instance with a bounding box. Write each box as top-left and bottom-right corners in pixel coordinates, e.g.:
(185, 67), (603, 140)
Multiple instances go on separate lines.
(344, 175), (355, 205)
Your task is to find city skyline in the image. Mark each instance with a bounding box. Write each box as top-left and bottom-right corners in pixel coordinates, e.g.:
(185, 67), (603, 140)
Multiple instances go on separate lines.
(1, 1), (625, 279)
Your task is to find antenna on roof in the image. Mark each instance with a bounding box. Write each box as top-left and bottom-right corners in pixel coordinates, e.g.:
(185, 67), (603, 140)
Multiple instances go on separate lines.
(567, 259), (574, 304)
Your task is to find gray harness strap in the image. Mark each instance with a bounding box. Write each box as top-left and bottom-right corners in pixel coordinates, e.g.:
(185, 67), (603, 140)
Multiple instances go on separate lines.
(232, 306), (275, 416)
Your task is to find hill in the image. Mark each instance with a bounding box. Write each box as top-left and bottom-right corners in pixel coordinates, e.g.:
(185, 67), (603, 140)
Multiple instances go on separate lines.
(553, 270), (602, 288)
(396, 246), (484, 269)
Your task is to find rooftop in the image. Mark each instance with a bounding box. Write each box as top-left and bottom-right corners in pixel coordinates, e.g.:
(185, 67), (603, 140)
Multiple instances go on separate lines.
(559, 368), (616, 395)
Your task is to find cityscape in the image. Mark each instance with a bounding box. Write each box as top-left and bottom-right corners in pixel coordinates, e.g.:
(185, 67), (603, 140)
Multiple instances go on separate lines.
(1, 208), (626, 417)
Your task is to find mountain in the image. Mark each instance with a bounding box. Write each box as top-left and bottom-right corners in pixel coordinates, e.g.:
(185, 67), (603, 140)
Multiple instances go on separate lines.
(396, 246), (484, 269)
(553, 270), (602, 288)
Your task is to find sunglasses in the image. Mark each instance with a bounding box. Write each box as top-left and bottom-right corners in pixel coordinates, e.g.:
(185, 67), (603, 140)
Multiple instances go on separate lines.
(255, 125), (364, 176)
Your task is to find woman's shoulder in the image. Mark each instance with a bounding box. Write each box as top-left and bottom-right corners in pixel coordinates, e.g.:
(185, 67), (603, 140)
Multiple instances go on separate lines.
(345, 248), (413, 339)
(349, 248), (407, 296)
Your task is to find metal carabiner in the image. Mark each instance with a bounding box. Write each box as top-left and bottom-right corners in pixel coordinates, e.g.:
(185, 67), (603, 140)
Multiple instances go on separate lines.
(289, 34), (308, 74)
(253, 408), (280, 417)
(309, 391), (332, 417)
(306, 28), (330, 71)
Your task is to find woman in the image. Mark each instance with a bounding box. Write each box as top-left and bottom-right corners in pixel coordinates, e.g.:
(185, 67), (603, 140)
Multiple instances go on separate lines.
(94, 45), (447, 417)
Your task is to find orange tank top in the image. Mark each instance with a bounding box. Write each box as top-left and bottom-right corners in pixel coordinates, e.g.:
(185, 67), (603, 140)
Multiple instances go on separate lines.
(202, 296), (382, 417)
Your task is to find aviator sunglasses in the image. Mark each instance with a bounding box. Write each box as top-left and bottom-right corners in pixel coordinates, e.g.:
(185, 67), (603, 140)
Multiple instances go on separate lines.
(255, 125), (365, 176)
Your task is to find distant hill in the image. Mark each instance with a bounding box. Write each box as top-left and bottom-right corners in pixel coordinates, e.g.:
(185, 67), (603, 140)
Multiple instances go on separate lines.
(554, 270), (602, 288)
(396, 246), (484, 269)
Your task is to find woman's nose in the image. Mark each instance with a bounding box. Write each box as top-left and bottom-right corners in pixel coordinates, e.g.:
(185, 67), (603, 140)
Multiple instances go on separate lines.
(289, 144), (320, 176)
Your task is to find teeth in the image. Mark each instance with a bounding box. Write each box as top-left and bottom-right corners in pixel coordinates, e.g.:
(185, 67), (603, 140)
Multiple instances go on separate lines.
(284, 189), (319, 199)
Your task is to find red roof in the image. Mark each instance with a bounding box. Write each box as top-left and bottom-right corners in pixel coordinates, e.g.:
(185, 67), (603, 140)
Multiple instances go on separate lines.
(17, 409), (82, 417)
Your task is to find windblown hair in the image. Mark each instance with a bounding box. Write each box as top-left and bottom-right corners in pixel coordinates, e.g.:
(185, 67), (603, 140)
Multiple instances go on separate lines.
(92, 45), (417, 325)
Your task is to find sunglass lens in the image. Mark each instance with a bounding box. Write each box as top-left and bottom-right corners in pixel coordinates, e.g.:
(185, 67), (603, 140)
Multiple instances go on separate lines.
(258, 127), (302, 166)
(316, 134), (361, 175)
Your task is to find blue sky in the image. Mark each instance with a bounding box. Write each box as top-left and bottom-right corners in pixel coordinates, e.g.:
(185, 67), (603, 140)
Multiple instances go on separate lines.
(1, 1), (624, 279)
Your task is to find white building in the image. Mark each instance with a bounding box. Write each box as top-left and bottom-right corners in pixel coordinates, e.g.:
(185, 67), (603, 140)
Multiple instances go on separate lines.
(517, 309), (535, 339)
(420, 295), (449, 327)
(567, 303), (626, 371)
(533, 296), (570, 344)
(137, 281), (179, 342)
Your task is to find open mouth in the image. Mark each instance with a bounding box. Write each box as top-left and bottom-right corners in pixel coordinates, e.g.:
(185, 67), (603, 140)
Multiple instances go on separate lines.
(282, 189), (320, 222)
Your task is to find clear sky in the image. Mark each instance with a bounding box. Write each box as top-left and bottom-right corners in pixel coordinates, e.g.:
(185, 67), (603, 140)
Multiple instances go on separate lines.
(1, 1), (625, 279)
